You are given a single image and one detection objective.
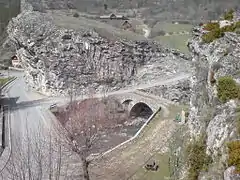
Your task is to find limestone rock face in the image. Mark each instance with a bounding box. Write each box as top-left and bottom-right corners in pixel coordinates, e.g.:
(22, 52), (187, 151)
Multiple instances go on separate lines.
(206, 100), (237, 156)
(187, 22), (240, 179)
(5, 10), (191, 96)
(224, 166), (240, 180)
(188, 25), (240, 142)
(141, 79), (191, 104)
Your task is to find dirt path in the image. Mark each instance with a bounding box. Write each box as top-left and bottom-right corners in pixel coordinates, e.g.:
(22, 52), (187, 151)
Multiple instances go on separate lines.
(90, 108), (182, 180)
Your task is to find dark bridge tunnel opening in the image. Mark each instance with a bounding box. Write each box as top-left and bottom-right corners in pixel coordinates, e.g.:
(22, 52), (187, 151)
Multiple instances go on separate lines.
(129, 102), (154, 119)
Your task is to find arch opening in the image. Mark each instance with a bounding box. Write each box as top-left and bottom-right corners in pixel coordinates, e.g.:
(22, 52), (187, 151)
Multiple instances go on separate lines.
(129, 102), (153, 119)
(122, 99), (133, 105)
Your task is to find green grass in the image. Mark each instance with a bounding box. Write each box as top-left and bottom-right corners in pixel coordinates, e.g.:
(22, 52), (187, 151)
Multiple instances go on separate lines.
(131, 104), (189, 180)
(132, 153), (170, 180)
(0, 77), (14, 86)
(153, 22), (193, 33)
(154, 34), (190, 53)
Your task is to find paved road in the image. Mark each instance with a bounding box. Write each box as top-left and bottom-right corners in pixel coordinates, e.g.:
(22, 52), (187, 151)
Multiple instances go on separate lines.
(8, 73), (50, 142)
(0, 71), (66, 179)
(0, 70), (190, 179)
(53, 72), (191, 106)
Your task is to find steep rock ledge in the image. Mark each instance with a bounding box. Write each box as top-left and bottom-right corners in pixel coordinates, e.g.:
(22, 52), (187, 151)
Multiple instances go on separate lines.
(4, 10), (191, 96)
(187, 24), (240, 179)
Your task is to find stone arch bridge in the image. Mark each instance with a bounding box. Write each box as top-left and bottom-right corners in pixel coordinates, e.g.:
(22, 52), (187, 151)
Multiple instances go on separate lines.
(109, 90), (175, 118)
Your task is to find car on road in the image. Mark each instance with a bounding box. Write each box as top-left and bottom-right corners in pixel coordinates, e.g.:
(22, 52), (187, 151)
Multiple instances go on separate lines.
(50, 103), (57, 109)
(49, 103), (58, 112)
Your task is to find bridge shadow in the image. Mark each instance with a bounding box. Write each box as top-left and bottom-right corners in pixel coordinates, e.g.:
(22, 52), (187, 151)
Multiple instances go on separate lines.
(0, 97), (51, 111)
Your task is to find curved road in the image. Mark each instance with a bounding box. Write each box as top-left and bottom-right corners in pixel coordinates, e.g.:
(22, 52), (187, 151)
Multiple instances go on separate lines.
(0, 70), (191, 178)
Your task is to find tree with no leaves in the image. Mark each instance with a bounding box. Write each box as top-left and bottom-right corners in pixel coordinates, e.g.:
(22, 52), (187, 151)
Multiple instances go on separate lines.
(1, 123), (66, 180)
(57, 91), (127, 180)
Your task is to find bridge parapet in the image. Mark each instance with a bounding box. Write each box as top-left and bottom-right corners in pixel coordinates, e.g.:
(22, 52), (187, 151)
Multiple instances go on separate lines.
(110, 92), (160, 113)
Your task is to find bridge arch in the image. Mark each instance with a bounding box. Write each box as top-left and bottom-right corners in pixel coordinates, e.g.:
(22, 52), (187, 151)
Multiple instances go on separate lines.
(122, 99), (133, 105)
(129, 102), (154, 119)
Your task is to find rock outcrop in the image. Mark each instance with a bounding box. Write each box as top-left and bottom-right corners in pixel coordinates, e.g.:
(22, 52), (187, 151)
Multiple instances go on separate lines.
(21, 0), (75, 12)
(187, 20), (240, 179)
(140, 79), (191, 104)
(4, 9), (191, 97)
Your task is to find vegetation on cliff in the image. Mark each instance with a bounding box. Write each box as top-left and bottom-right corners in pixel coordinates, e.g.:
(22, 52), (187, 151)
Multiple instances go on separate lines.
(217, 76), (240, 103)
(186, 136), (212, 180)
(227, 141), (240, 173)
(223, 9), (234, 21)
(202, 10), (240, 43)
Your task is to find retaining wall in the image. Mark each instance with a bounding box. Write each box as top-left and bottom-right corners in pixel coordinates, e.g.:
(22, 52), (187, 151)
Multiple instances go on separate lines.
(100, 106), (161, 157)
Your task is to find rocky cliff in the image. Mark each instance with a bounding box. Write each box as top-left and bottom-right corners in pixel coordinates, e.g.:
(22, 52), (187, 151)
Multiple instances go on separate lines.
(4, 8), (191, 97)
(187, 19), (240, 179)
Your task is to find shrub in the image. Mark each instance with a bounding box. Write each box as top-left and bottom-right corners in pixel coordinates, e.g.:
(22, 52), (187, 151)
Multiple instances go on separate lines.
(235, 22), (240, 29)
(187, 137), (212, 180)
(202, 28), (224, 43)
(73, 12), (79, 18)
(224, 9), (234, 21)
(221, 24), (236, 32)
(217, 76), (240, 103)
(203, 22), (220, 31)
(227, 141), (240, 173)
(237, 116), (240, 136)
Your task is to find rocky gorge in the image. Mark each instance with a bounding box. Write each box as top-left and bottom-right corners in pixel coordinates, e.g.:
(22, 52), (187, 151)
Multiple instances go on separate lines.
(2, 1), (240, 179)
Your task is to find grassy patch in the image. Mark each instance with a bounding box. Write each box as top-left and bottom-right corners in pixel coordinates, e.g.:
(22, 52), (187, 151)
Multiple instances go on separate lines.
(0, 77), (13, 87)
(153, 22), (193, 33)
(217, 76), (240, 103)
(154, 34), (190, 53)
(186, 136), (212, 180)
(227, 141), (240, 173)
(127, 104), (188, 180)
(132, 153), (170, 180)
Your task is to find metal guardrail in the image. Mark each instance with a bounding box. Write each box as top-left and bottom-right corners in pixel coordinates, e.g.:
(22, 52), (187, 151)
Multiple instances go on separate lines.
(0, 77), (16, 170)
(1, 105), (8, 150)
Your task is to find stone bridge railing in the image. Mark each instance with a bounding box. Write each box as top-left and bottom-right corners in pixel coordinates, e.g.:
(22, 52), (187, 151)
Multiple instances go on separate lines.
(111, 92), (162, 112)
(109, 90), (176, 117)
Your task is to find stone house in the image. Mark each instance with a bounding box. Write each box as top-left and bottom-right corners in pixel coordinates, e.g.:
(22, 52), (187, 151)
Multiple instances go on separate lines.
(11, 55), (21, 68)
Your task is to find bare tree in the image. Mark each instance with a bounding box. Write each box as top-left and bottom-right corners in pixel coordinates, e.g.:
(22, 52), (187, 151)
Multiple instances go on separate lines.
(1, 122), (66, 180)
(57, 91), (128, 180)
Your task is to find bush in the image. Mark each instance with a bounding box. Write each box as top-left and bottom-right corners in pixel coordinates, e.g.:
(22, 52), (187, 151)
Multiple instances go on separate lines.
(187, 137), (212, 180)
(202, 15), (240, 43)
(224, 9), (234, 21)
(237, 116), (240, 136)
(73, 12), (79, 18)
(227, 141), (240, 173)
(235, 22), (240, 29)
(217, 76), (240, 103)
(202, 28), (224, 43)
(221, 24), (236, 32)
(203, 22), (220, 31)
